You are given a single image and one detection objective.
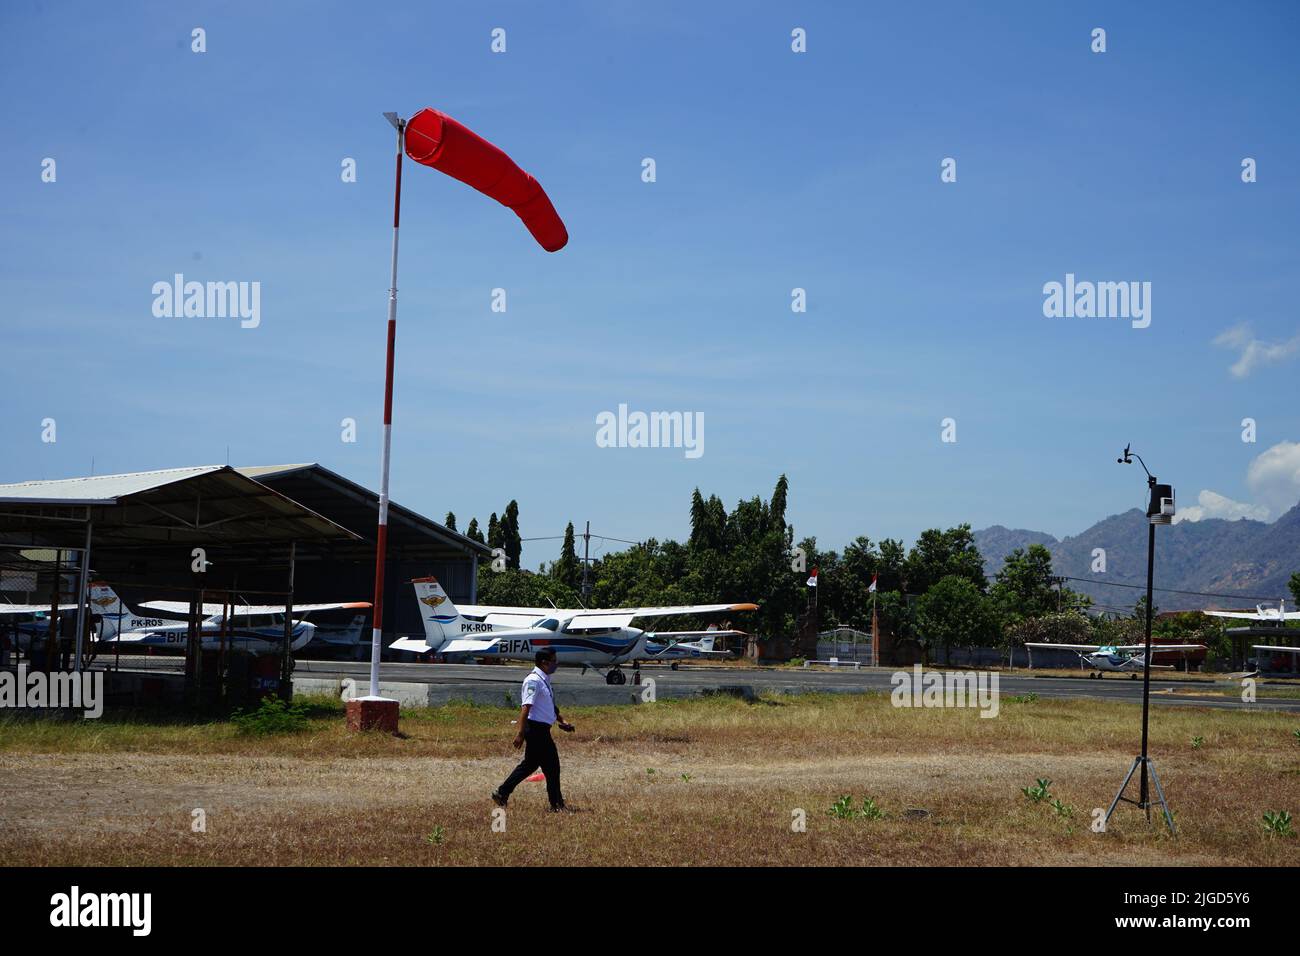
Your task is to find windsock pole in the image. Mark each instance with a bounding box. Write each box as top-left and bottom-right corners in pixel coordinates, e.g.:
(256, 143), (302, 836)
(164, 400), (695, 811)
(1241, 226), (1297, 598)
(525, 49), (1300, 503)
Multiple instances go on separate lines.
(369, 113), (405, 701)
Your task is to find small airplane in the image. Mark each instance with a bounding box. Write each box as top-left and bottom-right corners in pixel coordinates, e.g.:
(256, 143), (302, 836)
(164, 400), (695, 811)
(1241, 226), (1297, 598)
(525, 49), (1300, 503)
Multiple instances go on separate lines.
(638, 628), (741, 668)
(1202, 600), (1300, 625)
(1023, 641), (1206, 678)
(95, 586), (370, 655)
(0, 581), (178, 652)
(305, 613), (370, 657)
(388, 576), (757, 684)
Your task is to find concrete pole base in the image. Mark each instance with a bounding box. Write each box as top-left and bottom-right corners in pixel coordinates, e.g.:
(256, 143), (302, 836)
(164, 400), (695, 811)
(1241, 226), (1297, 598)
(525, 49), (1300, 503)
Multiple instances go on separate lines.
(346, 696), (400, 734)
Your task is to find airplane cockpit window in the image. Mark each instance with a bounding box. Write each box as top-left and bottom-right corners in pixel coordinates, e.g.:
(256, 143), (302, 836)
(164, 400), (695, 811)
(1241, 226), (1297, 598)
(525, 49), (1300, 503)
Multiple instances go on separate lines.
(538, 619), (559, 631)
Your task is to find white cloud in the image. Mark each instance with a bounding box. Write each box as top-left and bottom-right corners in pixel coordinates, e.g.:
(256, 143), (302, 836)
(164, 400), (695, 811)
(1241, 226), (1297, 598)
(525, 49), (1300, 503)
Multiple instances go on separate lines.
(1213, 323), (1300, 379)
(1177, 440), (1300, 523)
(1246, 440), (1300, 517)
(1173, 489), (1269, 523)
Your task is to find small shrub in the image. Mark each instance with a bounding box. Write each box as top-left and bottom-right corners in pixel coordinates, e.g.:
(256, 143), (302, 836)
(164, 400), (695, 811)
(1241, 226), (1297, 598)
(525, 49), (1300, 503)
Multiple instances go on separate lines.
(859, 796), (885, 820)
(828, 795), (856, 819)
(231, 696), (311, 735)
(1021, 778), (1052, 803)
(1262, 810), (1294, 837)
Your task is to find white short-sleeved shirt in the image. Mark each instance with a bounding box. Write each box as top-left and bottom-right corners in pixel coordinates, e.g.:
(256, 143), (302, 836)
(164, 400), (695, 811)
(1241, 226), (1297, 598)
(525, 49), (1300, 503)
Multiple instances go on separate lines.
(520, 666), (557, 725)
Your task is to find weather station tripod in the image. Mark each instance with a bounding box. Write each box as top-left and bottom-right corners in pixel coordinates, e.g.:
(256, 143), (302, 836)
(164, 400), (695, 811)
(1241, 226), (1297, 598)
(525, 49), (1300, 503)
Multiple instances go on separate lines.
(1105, 755), (1176, 835)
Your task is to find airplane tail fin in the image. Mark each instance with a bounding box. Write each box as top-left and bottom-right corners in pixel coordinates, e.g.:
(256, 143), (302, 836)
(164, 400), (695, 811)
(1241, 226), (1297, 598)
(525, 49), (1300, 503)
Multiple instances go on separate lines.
(696, 634), (716, 652)
(88, 581), (132, 638)
(411, 576), (463, 651)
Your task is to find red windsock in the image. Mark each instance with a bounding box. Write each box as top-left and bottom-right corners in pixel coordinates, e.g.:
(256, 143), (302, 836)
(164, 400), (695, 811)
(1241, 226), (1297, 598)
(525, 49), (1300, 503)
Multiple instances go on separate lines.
(404, 107), (568, 253)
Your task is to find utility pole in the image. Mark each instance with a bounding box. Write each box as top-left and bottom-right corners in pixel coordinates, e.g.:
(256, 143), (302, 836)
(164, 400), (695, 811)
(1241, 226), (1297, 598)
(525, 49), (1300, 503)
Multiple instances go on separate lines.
(581, 521), (591, 600)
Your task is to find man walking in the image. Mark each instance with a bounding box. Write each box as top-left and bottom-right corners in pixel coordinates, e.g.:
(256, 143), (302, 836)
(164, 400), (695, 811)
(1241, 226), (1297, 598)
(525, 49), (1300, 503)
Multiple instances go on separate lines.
(492, 648), (574, 811)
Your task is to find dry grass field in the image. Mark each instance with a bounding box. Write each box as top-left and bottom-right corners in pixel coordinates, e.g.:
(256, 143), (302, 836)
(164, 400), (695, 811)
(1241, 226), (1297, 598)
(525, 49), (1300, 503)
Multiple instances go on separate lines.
(1, 692), (1297, 866)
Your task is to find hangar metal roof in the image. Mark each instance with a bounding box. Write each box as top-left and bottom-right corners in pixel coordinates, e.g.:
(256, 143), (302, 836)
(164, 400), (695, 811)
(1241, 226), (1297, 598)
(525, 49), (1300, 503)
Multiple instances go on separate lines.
(236, 463), (491, 561)
(0, 466), (358, 551)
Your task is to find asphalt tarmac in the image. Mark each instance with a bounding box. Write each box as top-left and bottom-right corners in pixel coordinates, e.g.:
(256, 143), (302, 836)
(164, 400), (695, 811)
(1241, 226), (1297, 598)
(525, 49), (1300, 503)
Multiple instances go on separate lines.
(101, 656), (1300, 713)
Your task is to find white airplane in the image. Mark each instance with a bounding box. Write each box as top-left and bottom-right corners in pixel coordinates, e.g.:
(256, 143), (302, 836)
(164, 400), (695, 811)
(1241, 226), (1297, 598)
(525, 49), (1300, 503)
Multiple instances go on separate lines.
(388, 576), (757, 684)
(95, 587), (370, 655)
(306, 613), (370, 657)
(1251, 644), (1300, 673)
(0, 581), (178, 652)
(1202, 600), (1300, 625)
(638, 629), (742, 668)
(1023, 642), (1206, 678)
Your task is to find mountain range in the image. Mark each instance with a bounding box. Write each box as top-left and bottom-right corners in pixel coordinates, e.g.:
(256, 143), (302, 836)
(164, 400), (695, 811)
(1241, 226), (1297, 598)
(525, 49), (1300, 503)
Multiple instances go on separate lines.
(973, 503), (1300, 612)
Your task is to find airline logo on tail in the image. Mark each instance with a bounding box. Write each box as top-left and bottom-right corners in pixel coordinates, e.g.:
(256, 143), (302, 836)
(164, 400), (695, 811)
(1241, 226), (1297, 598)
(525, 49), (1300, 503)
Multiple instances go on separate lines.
(411, 576), (488, 648)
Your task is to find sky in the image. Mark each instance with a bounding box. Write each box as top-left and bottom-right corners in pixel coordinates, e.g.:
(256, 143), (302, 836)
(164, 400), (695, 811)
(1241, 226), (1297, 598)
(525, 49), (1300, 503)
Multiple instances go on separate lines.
(2, 0), (1298, 570)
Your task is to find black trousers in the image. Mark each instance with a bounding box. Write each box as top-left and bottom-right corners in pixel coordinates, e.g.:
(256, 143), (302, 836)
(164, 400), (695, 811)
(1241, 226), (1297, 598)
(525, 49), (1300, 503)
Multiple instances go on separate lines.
(498, 719), (564, 807)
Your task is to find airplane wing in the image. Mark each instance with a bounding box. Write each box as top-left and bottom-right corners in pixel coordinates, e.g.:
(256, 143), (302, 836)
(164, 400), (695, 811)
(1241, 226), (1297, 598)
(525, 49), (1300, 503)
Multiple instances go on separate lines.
(457, 604), (557, 618)
(566, 613), (636, 631)
(611, 602), (759, 620)
(0, 603), (73, 615)
(142, 600), (371, 615)
(142, 601), (225, 615)
(1252, 644), (1300, 654)
(649, 629), (746, 640)
(483, 612), (547, 628)
(1023, 642), (1102, 652)
(1149, 643), (1207, 651)
(456, 602), (757, 626)
(1203, 610), (1270, 620)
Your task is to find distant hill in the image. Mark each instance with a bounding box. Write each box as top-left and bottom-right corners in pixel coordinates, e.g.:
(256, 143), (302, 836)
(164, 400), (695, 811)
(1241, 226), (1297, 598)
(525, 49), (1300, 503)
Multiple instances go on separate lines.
(974, 504), (1300, 612)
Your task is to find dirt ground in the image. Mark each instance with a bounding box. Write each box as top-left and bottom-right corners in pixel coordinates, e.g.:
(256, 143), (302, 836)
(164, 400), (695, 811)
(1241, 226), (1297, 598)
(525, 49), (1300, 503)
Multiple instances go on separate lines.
(1, 693), (1297, 866)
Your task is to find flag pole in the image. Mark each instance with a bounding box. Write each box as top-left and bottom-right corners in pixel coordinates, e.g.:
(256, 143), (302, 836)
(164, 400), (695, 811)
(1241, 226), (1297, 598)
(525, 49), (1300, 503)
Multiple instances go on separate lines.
(870, 577), (879, 667)
(368, 112), (405, 702)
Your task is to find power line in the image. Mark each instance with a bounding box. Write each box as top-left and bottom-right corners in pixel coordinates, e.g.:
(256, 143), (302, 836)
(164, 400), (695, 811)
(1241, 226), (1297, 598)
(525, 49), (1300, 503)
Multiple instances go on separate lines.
(1058, 575), (1284, 603)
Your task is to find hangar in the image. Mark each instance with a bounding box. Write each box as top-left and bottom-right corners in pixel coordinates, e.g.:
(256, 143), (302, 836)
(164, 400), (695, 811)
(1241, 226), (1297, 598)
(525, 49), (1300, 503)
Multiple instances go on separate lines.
(0, 463), (489, 665)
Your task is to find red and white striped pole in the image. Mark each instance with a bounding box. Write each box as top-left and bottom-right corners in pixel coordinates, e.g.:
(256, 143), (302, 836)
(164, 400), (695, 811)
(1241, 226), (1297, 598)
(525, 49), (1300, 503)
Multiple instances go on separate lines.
(368, 113), (405, 702)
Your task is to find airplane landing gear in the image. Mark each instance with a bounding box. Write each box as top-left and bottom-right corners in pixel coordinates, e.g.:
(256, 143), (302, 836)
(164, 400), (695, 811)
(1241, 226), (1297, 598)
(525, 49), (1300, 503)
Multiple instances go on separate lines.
(605, 667), (627, 685)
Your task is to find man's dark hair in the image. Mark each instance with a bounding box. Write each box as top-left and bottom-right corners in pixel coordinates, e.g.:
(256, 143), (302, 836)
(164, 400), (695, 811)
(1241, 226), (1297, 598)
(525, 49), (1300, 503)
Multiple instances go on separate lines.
(535, 648), (557, 665)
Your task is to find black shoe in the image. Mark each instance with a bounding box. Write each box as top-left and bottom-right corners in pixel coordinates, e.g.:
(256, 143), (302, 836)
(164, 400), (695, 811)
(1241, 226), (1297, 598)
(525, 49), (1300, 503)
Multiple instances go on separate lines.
(548, 803), (574, 813)
(491, 790), (508, 807)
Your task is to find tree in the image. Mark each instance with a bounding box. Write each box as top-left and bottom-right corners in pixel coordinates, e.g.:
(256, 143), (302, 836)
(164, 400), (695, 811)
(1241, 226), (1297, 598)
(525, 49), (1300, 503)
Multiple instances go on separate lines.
(444, 512), (457, 532)
(989, 544), (1085, 632)
(904, 525), (987, 595)
(1289, 571), (1300, 607)
(913, 574), (999, 663)
(501, 500), (522, 569)
(487, 513), (502, 550)
(466, 518), (484, 544)
(876, 539), (906, 594)
(770, 474), (789, 530)
(553, 522), (580, 590)
(477, 568), (579, 609)
(1007, 610), (1092, 649)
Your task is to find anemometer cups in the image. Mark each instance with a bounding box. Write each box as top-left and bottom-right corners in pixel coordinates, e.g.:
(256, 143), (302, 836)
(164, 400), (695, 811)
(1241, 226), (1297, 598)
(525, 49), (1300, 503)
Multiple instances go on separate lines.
(1148, 483), (1175, 525)
(403, 107), (569, 253)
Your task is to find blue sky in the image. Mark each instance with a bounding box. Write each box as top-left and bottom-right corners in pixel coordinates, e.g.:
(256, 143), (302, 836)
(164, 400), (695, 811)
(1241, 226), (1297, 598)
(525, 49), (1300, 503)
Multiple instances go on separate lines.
(2, 1), (1298, 568)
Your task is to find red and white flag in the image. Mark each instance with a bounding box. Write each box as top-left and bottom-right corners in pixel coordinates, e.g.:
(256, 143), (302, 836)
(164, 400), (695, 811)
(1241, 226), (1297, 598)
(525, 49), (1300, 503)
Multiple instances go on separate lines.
(868, 573), (878, 593)
(807, 568), (819, 587)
